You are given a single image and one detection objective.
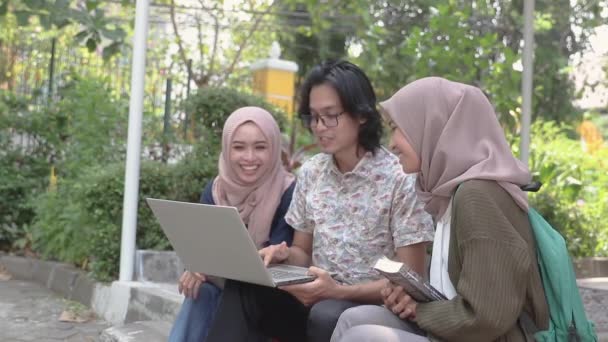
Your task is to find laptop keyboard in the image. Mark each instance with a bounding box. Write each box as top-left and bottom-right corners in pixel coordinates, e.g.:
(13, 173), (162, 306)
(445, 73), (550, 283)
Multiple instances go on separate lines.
(269, 268), (306, 280)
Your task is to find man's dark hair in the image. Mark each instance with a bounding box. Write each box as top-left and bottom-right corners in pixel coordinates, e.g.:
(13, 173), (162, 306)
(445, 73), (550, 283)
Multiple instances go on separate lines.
(298, 60), (383, 153)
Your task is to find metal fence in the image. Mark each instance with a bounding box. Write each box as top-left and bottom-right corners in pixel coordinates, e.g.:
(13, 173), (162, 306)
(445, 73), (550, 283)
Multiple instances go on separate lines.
(2, 31), (189, 119)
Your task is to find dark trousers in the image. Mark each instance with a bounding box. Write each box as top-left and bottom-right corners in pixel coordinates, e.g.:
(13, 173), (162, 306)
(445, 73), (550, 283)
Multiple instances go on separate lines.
(206, 280), (360, 342)
(306, 299), (361, 342)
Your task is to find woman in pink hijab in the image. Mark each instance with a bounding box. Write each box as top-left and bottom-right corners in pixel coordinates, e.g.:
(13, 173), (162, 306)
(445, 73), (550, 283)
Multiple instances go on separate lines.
(332, 78), (549, 342)
(169, 106), (295, 342)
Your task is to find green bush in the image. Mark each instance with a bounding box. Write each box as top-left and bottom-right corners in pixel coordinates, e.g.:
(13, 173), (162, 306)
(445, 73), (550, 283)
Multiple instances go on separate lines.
(52, 74), (128, 178)
(82, 161), (176, 281)
(527, 121), (608, 257)
(85, 150), (218, 280)
(1, 74), (128, 251)
(11, 84), (293, 280)
(31, 179), (90, 265)
(0, 91), (51, 250)
(31, 160), (190, 281)
(170, 143), (218, 203)
(185, 87), (288, 149)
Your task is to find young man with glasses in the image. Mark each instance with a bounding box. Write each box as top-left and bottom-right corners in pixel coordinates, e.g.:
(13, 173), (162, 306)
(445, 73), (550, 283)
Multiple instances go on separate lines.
(205, 60), (433, 342)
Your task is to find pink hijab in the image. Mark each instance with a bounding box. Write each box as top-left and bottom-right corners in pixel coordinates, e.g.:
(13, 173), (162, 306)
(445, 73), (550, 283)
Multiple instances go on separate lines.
(380, 77), (530, 220)
(212, 107), (295, 248)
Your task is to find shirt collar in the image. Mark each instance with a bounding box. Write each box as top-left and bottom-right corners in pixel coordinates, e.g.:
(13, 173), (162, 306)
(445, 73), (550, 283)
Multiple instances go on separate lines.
(327, 149), (376, 178)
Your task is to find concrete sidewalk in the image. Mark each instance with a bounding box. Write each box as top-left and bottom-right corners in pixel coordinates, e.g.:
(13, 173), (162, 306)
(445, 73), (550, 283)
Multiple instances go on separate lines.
(0, 279), (109, 342)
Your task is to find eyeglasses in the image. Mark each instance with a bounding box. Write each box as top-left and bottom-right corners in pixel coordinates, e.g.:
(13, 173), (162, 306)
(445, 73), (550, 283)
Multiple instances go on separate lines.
(300, 111), (345, 128)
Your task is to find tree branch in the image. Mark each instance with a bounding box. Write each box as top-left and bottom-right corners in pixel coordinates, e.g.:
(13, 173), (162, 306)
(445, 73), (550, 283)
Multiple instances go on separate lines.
(218, 1), (276, 84)
(206, 14), (220, 83)
(195, 13), (205, 62)
(170, 0), (199, 85)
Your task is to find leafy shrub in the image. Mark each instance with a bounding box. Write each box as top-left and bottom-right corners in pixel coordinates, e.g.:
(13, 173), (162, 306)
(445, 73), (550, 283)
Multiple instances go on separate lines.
(52, 74), (128, 178)
(1, 74), (127, 251)
(83, 161), (176, 281)
(185, 87), (288, 148)
(31, 144), (219, 281)
(31, 179), (90, 265)
(84, 150), (217, 281)
(170, 143), (218, 203)
(11, 85), (294, 280)
(527, 121), (608, 257)
(0, 91), (50, 250)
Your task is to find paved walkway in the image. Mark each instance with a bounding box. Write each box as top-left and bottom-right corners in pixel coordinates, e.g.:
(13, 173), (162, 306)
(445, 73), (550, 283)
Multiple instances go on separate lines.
(0, 279), (109, 342)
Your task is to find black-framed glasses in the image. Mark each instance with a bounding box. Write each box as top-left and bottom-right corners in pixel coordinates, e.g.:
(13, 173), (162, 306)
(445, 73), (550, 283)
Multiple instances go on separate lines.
(300, 111), (345, 128)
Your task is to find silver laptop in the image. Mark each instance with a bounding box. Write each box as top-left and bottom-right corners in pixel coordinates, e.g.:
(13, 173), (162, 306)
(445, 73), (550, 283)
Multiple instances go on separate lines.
(146, 198), (315, 287)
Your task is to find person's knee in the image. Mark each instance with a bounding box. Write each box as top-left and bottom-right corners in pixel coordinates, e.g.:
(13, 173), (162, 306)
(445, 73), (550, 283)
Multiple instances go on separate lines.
(335, 306), (374, 329)
(179, 282), (221, 315)
(338, 325), (384, 342)
(330, 306), (373, 342)
(192, 283), (221, 303)
(308, 300), (343, 328)
(339, 324), (425, 342)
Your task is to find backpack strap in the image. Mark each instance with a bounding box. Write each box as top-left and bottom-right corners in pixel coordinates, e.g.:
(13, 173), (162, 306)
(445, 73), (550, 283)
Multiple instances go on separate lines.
(520, 181), (542, 192)
(518, 311), (541, 341)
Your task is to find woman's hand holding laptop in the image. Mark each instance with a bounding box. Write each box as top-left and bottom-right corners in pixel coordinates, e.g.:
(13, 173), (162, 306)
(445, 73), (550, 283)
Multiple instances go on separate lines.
(178, 271), (206, 299)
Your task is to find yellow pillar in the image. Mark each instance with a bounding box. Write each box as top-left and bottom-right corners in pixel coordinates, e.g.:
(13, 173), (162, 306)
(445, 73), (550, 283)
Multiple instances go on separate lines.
(49, 166), (57, 191)
(251, 42), (299, 120)
(577, 120), (604, 154)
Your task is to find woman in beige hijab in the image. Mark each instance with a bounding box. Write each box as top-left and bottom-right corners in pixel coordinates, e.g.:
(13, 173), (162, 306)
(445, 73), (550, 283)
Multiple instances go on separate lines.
(169, 106), (295, 342)
(332, 77), (549, 342)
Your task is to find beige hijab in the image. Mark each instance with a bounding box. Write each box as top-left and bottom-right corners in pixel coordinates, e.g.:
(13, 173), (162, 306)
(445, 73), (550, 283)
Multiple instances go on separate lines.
(212, 107), (295, 248)
(380, 77), (530, 220)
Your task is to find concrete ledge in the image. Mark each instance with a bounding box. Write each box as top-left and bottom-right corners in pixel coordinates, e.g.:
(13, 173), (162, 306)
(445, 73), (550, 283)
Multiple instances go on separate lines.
(135, 250), (183, 283)
(1, 255), (34, 280)
(100, 321), (171, 342)
(1, 255), (95, 308)
(575, 257), (608, 278)
(32, 259), (63, 288)
(1, 254), (183, 327)
(49, 265), (82, 299)
(125, 284), (182, 324)
(70, 272), (96, 304)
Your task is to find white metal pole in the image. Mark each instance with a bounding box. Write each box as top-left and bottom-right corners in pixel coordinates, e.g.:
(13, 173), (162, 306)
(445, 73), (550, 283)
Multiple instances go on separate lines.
(520, 0), (535, 167)
(119, 0), (150, 282)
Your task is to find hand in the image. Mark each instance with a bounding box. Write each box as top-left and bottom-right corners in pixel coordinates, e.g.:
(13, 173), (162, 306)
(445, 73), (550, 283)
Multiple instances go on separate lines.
(279, 266), (339, 307)
(178, 271), (206, 299)
(381, 283), (418, 320)
(259, 241), (290, 266)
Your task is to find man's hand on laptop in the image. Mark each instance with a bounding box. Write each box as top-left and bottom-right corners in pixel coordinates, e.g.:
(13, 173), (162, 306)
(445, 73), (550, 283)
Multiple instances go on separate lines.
(259, 241), (290, 266)
(178, 271), (206, 299)
(279, 267), (338, 307)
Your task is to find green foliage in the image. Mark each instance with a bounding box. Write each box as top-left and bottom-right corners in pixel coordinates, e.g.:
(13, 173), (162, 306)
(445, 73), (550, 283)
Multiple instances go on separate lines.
(170, 143), (218, 203)
(280, 0), (607, 131)
(590, 112), (608, 141)
(0, 91), (49, 249)
(185, 87), (288, 150)
(52, 74), (128, 178)
(26, 84), (291, 280)
(526, 121), (608, 257)
(83, 162), (177, 281)
(31, 180), (90, 265)
(0, 75), (126, 254)
(2, 0), (127, 58)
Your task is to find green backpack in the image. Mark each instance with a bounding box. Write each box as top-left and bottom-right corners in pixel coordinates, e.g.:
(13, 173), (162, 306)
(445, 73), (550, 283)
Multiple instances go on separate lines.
(528, 208), (597, 342)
